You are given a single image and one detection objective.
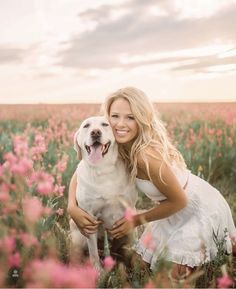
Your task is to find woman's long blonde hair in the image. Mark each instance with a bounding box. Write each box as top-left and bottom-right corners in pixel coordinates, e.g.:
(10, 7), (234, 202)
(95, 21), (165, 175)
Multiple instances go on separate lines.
(101, 87), (186, 183)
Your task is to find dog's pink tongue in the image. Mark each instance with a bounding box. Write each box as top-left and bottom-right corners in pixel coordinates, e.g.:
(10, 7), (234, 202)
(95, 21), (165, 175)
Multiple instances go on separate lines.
(88, 145), (103, 164)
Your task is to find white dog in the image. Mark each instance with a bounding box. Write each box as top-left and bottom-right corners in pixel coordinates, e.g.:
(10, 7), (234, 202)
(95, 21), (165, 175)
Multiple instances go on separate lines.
(70, 116), (137, 268)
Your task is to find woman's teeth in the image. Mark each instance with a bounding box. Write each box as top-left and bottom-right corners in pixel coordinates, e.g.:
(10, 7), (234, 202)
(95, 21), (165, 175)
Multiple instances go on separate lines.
(116, 130), (129, 135)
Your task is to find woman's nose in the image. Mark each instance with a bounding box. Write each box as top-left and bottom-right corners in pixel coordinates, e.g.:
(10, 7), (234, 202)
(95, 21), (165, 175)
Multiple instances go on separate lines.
(116, 118), (126, 127)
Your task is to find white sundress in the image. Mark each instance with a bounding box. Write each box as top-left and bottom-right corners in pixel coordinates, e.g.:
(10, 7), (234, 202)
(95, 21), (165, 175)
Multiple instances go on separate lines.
(135, 165), (236, 270)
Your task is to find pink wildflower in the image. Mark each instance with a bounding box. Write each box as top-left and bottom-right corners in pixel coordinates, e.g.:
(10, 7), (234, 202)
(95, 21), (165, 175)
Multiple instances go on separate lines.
(31, 171), (54, 196)
(22, 197), (44, 223)
(8, 252), (21, 267)
(0, 164), (4, 177)
(124, 207), (135, 221)
(43, 206), (52, 216)
(20, 233), (38, 247)
(103, 256), (116, 271)
(11, 157), (33, 176)
(2, 237), (16, 253)
(13, 136), (29, 157)
(37, 181), (54, 195)
(0, 183), (10, 202)
(56, 156), (68, 173)
(142, 232), (156, 250)
(145, 280), (156, 288)
(3, 204), (18, 214)
(56, 208), (64, 216)
(217, 274), (233, 288)
(54, 184), (65, 196)
(3, 152), (17, 166)
(24, 258), (99, 288)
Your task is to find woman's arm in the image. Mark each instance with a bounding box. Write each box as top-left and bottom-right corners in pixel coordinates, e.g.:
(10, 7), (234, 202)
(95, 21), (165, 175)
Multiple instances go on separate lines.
(110, 148), (188, 238)
(67, 170), (101, 236)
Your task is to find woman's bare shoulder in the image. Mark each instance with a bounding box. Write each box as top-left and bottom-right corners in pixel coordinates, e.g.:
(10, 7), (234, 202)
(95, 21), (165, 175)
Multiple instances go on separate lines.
(137, 146), (163, 170)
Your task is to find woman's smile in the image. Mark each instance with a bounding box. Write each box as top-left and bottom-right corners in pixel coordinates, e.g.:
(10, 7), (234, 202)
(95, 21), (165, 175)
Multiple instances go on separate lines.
(115, 129), (129, 136)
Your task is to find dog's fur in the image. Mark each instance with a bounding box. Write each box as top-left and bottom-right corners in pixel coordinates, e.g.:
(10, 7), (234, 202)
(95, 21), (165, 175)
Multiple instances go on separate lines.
(70, 116), (137, 267)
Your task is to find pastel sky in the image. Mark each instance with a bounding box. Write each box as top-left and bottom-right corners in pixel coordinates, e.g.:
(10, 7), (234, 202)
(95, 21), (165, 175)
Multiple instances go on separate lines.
(0, 0), (236, 103)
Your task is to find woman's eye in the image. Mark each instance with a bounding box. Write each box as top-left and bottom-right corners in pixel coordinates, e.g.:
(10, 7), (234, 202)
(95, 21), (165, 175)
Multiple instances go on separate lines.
(111, 115), (118, 118)
(128, 116), (135, 120)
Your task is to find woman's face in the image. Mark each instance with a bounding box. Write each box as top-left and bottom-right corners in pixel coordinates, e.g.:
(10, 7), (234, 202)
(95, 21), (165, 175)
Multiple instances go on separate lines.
(108, 98), (139, 145)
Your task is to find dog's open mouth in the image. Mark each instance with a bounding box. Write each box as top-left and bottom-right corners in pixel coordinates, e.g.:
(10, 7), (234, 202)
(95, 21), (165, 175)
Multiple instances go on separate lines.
(85, 141), (111, 163)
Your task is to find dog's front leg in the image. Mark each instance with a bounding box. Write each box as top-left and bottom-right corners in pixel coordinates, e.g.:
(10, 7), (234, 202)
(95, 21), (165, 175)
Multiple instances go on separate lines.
(87, 233), (101, 269)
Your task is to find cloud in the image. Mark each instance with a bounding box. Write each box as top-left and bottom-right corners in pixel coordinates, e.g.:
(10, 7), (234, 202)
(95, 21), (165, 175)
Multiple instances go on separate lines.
(57, 0), (236, 73)
(0, 45), (25, 64)
(172, 54), (236, 73)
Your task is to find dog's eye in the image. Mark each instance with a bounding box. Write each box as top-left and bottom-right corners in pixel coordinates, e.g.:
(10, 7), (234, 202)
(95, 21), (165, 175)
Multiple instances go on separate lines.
(83, 123), (90, 128)
(101, 123), (109, 127)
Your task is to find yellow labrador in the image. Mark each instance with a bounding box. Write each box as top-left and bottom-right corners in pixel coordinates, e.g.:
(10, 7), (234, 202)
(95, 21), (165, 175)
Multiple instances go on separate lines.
(71, 116), (137, 268)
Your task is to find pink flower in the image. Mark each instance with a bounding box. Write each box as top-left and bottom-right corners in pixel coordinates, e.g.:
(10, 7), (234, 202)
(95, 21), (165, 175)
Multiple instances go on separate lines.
(103, 256), (116, 271)
(43, 206), (52, 216)
(56, 208), (64, 216)
(24, 259), (99, 288)
(0, 164), (4, 177)
(56, 156), (68, 173)
(31, 171), (55, 196)
(20, 233), (38, 247)
(217, 275), (233, 288)
(3, 237), (16, 253)
(208, 128), (215, 135)
(145, 280), (156, 288)
(142, 233), (156, 250)
(37, 181), (54, 195)
(3, 152), (17, 166)
(8, 252), (21, 267)
(31, 135), (47, 157)
(11, 157), (33, 176)
(13, 135), (29, 157)
(0, 183), (10, 202)
(124, 207), (135, 221)
(216, 129), (223, 137)
(3, 204), (18, 214)
(23, 197), (44, 223)
(54, 184), (65, 196)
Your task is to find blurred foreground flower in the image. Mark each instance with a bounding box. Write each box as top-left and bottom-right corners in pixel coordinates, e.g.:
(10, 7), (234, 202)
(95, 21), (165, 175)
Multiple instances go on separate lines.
(217, 274), (233, 288)
(103, 256), (116, 272)
(124, 207), (135, 221)
(22, 197), (44, 223)
(24, 258), (99, 288)
(142, 232), (156, 250)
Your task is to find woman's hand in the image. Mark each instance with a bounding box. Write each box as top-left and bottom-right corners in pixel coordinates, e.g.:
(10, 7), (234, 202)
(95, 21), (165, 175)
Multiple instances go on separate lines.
(108, 217), (135, 239)
(68, 205), (102, 237)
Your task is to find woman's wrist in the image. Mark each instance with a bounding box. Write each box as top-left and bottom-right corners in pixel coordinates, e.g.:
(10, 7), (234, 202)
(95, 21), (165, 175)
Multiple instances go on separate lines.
(133, 212), (147, 227)
(133, 214), (142, 227)
(67, 202), (78, 215)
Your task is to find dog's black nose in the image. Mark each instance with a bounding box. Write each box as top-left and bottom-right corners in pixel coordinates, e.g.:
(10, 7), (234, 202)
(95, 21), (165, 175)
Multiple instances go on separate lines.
(91, 129), (102, 138)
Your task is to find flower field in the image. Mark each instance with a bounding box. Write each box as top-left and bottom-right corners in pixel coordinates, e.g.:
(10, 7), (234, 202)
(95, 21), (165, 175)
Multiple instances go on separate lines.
(0, 102), (236, 288)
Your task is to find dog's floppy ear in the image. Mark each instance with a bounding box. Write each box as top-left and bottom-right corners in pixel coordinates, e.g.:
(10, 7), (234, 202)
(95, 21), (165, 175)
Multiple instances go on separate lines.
(73, 129), (82, 160)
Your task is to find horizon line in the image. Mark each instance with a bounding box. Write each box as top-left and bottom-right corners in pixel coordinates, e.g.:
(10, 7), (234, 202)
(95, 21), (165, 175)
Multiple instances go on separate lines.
(0, 100), (236, 105)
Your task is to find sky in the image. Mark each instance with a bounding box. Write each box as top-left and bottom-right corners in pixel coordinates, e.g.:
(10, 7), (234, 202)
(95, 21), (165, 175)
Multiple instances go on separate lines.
(0, 0), (236, 104)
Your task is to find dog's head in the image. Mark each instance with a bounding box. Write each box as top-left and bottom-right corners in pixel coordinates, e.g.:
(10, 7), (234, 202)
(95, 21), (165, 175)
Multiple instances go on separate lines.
(74, 116), (116, 165)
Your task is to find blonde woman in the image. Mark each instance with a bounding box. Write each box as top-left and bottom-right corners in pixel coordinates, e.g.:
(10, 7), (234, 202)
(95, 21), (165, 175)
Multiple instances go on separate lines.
(68, 87), (236, 279)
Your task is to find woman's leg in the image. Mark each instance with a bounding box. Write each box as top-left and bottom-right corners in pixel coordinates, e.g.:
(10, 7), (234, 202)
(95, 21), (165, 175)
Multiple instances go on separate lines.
(153, 263), (195, 288)
(130, 252), (151, 274)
